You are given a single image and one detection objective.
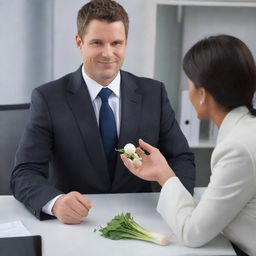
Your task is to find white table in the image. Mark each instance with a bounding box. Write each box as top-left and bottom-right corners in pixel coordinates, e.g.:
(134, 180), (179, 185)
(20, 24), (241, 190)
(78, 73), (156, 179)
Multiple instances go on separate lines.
(0, 191), (236, 256)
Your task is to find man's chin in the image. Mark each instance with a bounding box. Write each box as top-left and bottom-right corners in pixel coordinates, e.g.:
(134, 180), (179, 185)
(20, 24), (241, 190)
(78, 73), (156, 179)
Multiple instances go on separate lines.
(97, 71), (119, 81)
(90, 71), (119, 85)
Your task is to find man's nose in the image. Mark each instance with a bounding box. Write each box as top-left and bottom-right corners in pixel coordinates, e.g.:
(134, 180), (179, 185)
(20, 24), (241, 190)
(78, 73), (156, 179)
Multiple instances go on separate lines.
(102, 44), (113, 57)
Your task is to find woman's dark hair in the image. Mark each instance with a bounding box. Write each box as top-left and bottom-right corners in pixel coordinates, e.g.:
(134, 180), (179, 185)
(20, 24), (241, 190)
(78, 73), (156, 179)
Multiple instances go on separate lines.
(183, 34), (256, 116)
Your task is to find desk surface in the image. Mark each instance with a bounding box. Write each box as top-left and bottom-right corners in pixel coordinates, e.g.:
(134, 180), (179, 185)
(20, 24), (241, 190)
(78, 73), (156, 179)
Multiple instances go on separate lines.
(0, 191), (236, 256)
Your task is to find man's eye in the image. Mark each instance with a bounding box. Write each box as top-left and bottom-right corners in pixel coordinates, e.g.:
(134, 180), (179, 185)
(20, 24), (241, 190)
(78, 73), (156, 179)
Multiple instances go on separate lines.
(112, 41), (123, 46)
(92, 41), (102, 45)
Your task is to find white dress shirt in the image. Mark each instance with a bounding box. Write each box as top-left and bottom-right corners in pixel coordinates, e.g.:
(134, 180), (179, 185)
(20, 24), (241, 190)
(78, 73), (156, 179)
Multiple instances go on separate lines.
(157, 106), (256, 256)
(81, 66), (121, 135)
(42, 66), (121, 215)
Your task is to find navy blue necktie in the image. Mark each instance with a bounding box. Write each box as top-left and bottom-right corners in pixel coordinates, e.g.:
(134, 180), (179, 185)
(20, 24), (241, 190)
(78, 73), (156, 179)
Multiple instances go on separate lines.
(98, 88), (117, 181)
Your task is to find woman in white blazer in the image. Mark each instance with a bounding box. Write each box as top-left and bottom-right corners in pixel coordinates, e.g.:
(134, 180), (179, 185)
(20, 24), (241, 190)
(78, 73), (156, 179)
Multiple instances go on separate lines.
(121, 35), (256, 256)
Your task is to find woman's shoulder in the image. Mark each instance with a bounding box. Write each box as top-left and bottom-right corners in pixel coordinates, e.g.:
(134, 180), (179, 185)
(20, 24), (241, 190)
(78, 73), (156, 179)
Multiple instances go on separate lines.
(212, 113), (256, 172)
(217, 112), (256, 154)
(229, 113), (256, 148)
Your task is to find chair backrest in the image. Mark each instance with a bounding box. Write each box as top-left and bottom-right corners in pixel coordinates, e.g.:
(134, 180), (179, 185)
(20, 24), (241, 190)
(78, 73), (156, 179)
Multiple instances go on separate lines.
(0, 104), (30, 195)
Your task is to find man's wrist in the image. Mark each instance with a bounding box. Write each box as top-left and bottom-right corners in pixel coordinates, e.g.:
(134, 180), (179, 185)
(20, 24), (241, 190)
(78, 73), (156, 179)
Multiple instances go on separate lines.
(42, 194), (64, 216)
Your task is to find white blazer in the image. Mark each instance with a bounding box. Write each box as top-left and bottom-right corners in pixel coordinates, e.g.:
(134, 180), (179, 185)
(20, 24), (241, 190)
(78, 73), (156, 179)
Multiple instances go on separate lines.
(157, 106), (256, 256)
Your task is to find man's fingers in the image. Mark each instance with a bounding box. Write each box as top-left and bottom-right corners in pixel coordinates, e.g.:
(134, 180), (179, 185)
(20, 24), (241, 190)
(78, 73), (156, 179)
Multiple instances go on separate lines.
(74, 192), (92, 210)
(61, 212), (83, 225)
(65, 205), (86, 221)
(53, 192), (92, 225)
(139, 139), (156, 153)
(69, 199), (90, 218)
(54, 202), (84, 224)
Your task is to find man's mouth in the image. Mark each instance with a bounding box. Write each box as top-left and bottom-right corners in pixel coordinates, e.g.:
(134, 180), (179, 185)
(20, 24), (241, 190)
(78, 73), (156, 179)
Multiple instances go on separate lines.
(97, 59), (118, 64)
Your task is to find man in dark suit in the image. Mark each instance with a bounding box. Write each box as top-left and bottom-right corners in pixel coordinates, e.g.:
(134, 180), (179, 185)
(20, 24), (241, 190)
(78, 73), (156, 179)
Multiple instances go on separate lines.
(11, 0), (195, 224)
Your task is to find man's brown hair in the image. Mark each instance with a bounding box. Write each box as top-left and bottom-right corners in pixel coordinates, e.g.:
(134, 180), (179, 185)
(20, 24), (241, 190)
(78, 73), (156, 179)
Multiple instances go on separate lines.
(77, 0), (129, 39)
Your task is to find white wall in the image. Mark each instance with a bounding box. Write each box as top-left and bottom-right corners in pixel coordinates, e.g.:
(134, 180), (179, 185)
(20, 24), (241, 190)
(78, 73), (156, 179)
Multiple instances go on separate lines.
(1, 0), (256, 105)
(180, 5), (256, 90)
(0, 0), (53, 104)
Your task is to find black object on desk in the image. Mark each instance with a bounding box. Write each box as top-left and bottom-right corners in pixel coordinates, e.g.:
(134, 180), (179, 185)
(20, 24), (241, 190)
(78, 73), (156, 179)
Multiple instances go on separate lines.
(232, 243), (249, 256)
(0, 235), (41, 256)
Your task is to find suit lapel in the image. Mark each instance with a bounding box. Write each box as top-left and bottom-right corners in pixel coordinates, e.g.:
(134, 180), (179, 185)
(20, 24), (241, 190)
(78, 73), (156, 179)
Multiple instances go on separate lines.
(113, 71), (142, 185)
(65, 67), (110, 185)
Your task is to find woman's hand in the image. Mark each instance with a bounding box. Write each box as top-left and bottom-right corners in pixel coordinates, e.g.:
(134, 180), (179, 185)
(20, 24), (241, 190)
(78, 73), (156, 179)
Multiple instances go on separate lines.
(120, 139), (176, 186)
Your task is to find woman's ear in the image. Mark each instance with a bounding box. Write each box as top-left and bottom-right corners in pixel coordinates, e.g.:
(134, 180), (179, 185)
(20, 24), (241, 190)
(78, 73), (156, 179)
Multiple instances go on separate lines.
(199, 87), (206, 105)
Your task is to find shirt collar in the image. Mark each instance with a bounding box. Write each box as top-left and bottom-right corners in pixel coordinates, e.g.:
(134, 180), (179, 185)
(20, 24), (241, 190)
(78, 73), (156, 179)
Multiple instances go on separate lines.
(81, 65), (121, 101)
(217, 106), (249, 145)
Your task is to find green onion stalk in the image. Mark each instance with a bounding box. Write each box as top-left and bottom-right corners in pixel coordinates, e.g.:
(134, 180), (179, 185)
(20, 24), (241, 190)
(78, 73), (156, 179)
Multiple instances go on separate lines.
(97, 213), (171, 246)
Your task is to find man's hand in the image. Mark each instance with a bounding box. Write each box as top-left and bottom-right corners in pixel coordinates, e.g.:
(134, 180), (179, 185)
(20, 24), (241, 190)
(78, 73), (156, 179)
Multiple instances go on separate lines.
(52, 191), (92, 224)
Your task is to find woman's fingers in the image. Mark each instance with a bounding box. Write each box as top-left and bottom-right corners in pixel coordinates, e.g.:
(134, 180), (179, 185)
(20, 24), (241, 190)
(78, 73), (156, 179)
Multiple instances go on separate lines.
(120, 154), (136, 172)
(138, 139), (157, 154)
(135, 147), (145, 157)
(120, 154), (146, 180)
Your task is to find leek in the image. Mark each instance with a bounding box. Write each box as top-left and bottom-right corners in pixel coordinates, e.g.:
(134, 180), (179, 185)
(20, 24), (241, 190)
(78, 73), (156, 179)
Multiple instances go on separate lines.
(97, 212), (170, 246)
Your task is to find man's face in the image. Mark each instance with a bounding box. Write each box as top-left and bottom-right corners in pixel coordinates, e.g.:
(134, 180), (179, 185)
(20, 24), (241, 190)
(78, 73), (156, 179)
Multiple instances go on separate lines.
(76, 19), (127, 86)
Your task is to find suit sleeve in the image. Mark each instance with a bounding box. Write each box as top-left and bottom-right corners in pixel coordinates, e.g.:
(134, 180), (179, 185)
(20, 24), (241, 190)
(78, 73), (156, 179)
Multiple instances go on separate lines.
(157, 141), (255, 247)
(10, 88), (62, 220)
(158, 83), (195, 194)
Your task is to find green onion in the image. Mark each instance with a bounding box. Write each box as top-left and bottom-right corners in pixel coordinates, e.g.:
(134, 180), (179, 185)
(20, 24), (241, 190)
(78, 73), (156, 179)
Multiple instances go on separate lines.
(97, 212), (171, 246)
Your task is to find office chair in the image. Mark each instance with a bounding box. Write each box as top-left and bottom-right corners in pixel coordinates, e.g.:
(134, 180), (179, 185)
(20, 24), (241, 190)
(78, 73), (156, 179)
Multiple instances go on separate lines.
(0, 104), (29, 195)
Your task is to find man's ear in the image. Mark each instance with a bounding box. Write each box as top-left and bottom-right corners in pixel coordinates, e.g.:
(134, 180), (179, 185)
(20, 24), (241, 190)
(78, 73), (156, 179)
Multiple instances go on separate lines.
(75, 34), (83, 50)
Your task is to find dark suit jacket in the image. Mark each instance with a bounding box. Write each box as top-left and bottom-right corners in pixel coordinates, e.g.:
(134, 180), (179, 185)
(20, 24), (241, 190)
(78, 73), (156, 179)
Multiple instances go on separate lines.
(11, 67), (195, 219)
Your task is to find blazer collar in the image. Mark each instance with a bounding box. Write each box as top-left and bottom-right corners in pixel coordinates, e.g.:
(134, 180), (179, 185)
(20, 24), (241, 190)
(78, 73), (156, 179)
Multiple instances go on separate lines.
(65, 66), (111, 187)
(117, 70), (141, 148)
(112, 71), (142, 186)
(66, 65), (84, 94)
(66, 67), (138, 94)
(217, 106), (249, 145)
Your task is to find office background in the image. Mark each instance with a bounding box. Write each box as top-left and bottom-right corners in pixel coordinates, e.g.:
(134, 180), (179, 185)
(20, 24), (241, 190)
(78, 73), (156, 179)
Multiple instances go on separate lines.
(1, 0), (256, 194)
